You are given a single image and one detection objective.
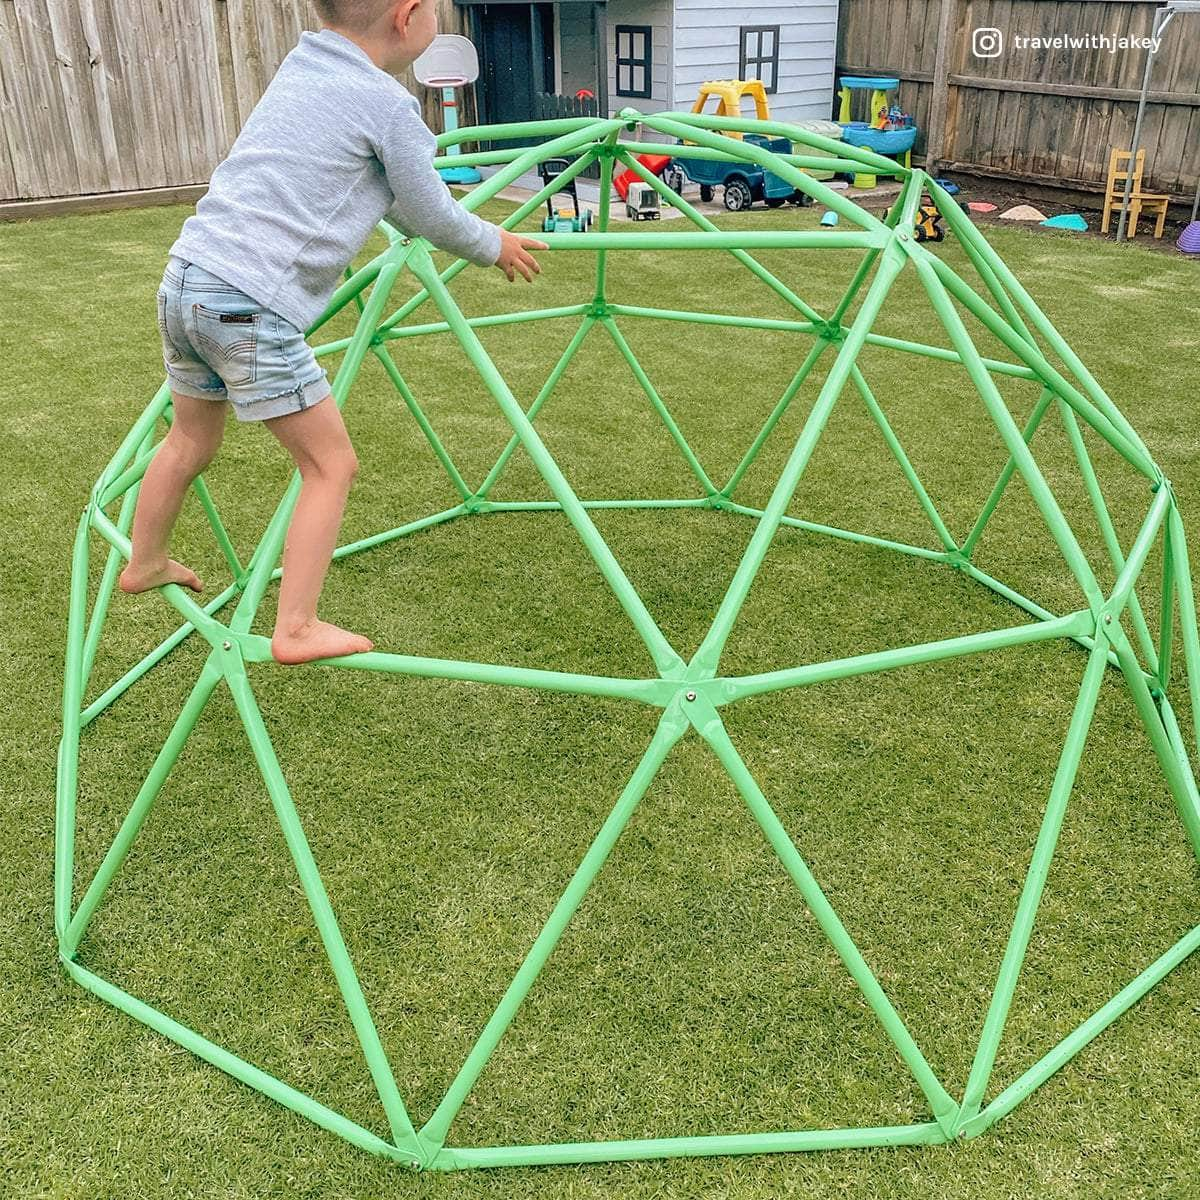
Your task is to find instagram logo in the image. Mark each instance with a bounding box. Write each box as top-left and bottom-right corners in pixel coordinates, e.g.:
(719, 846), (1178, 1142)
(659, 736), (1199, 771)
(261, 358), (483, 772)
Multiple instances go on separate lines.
(972, 27), (1004, 56)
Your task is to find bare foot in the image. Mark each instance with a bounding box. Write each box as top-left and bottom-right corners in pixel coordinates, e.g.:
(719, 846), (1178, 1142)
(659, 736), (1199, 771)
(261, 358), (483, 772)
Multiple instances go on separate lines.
(271, 618), (374, 665)
(119, 558), (202, 594)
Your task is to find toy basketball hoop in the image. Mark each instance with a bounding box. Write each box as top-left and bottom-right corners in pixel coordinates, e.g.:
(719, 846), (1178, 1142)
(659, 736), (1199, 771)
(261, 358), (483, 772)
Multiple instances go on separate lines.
(414, 35), (482, 184)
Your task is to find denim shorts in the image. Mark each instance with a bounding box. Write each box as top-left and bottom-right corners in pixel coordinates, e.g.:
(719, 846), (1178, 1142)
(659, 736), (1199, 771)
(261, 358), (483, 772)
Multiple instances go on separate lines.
(157, 256), (330, 422)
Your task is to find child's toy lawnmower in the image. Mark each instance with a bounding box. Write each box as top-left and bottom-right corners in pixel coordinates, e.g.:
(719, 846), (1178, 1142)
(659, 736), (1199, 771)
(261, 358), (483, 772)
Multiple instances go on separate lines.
(540, 158), (593, 233)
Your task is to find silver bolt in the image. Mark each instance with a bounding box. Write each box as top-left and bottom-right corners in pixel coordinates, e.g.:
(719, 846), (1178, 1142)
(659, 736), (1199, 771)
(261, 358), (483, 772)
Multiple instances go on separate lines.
(222, 640), (232, 649)
(898, 231), (909, 241)
(1103, 615), (1112, 625)
(685, 690), (697, 702)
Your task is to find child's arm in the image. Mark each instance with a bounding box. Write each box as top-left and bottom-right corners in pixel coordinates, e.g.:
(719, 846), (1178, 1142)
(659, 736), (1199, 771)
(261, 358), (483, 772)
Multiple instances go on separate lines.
(376, 94), (544, 278)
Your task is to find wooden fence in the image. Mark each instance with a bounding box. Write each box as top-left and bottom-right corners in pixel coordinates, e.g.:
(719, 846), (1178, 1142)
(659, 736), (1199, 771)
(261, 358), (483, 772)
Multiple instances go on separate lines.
(838, 0), (1200, 199)
(0, 0), (476, 204)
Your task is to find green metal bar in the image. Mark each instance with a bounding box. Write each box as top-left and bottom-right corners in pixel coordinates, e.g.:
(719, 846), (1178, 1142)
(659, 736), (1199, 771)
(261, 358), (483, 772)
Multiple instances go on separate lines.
(485, 498), (709, 512)
(79, 581), (240, 726)
(537, 230), (887, 251)
(851, 364), (958, 553)
(451, 121), (623, 216)
(1160, 524), (1176, 690)
(375, 145), (602, 336)
(642, 114), (890, 228)
(438, 1122), (946, 1170)
(717, 611), (1090, 705)
(593, 136), (617, 302)
(333, 504), (467, 560)
(224, 661), (420, 1155)
(927, 256), (1157, 482)
(407, 244), (684, 676)
(927, 178), (1155, 471)
(98, 440), (160, 506)
(961, 389), (1055, 559)
(61, 959), (404, 1161)
(437, 115), (602, 149)
(827, 172), (923, 329)
(911, 251), (1106, 614)
(235, 641), (674, 706)
(1105, 485), (1170, 629)
(82, 428), (154, 693)
(420, 708), (689, 1148)
(475, 318), (597, 501)
(88, 502), (229, 648)
(63, 660), (224, 957)
(55, 509), (91, 940)
(928, 188), (1037, 346)
(692, 242), (908, 674)
(957, 636), (1109, 1124)
(305, 255), (385, 338)
(608, 303), (817, 335)
(600, 317), (719, 497)
(366, 303), (590, 347)
(91, 383), (172, 502)
(1109, 627), (1200, 862)
(961, 922), (1200, 1138)
(1059, 399), (1158, 671)
(721, 340), (829, 499)
(610, 140), (882, 175)
(1168, 505), (1200, 759)
(959, 560), (1123, 669)
(651, 109), (909, 178)
(616, 150), (826, 326)
(1158, 697), (1200, 863)
(370, 344), (472, 500)
(692, 699), (958, 1130)
(863, 332), (1037, 381)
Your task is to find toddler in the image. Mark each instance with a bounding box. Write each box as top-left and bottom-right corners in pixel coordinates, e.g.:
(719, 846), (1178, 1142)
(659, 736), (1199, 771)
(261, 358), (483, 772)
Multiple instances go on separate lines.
(120, 0), (545, 664)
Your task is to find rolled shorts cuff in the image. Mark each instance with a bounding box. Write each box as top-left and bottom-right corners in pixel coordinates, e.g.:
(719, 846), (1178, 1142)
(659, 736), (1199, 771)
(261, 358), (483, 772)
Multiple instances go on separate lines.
(229, 375), (331, 422)
(164, 367), (330, 421)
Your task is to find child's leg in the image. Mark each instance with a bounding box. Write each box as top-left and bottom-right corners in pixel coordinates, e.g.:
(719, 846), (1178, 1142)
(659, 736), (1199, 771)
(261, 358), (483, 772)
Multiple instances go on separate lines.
(120, 392), (228, 594)
(262, 397), (374, 665)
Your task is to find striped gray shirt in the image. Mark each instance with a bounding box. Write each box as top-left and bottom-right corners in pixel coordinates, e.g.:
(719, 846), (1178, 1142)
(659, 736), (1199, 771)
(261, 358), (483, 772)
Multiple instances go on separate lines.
(170, 28), (500, 331)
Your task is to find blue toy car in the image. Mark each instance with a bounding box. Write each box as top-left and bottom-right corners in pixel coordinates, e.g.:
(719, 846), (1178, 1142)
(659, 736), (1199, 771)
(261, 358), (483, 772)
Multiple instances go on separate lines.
(663, 135), (811, 212)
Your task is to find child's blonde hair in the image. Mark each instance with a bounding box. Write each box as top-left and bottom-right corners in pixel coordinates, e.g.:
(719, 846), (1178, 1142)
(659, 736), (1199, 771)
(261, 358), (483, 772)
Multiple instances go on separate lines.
(314, 0), (401, 33)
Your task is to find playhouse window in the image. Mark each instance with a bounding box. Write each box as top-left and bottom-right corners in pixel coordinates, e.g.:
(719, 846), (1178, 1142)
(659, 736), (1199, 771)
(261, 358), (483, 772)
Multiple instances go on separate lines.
(615, 25), (652, 99)
(739, 25), (780, 94)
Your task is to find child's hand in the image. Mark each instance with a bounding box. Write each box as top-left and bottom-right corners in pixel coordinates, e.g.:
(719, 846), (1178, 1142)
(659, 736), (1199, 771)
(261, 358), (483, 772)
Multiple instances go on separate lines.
(495, 230), (547, 283)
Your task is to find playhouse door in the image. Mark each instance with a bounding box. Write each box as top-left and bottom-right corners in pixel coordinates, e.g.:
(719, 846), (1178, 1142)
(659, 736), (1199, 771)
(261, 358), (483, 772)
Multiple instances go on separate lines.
(475, 4), (556, 141)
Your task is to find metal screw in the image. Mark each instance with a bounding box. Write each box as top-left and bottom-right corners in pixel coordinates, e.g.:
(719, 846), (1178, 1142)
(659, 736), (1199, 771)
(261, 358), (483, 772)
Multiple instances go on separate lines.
(410, 1161), (421, 1170)
(1103, 615), (1112, 625)
(222, 640), (232, 649)
(898, 231), (909, 241)
(685, 690), (697, 702)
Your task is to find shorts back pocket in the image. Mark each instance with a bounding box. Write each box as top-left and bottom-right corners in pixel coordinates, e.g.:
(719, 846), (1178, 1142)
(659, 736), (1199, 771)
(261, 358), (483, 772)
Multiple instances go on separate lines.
(190, 303), (260, 387)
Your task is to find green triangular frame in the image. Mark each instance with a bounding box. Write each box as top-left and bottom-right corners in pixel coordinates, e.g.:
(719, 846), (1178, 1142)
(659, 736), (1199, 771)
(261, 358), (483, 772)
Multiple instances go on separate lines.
(56, 110), (1200, 1172)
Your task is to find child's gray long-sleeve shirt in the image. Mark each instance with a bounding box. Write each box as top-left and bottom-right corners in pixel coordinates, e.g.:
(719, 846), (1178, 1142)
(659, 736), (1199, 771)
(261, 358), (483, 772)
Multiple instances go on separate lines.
(170, 28), (501, 332)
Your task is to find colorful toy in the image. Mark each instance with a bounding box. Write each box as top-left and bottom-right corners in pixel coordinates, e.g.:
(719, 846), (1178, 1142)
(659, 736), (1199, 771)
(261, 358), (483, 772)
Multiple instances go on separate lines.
(914, 204), (945, 242)
(614, 154), (672, 201)
(1041, 214), (1088, 231)
(688, 78), (771, 137)
(820, 210), (839, 226)
(625, 181), (661, 221)
(1000, 205), (1049, 222)
(1177, 221), (1200, 253)
(670, 133), (811, 211)
(968, 202), (998, 213)
(538, 159), (593, 232)
(412, 35), (482, 185)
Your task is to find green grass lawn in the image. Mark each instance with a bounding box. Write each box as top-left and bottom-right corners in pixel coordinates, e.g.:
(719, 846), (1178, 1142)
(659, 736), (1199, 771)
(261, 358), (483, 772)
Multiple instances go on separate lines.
(3, 194), (1200, 1199)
